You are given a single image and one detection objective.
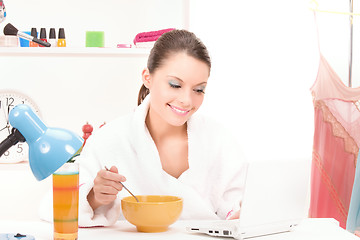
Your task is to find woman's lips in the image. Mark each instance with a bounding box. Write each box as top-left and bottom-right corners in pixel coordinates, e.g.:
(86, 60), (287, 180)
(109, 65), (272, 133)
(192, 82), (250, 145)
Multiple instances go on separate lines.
(168, 104), (191, 116)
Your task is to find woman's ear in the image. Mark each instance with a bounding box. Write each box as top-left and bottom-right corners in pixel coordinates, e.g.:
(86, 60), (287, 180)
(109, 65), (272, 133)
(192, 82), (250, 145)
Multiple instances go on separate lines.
(142, 68), (151, 89)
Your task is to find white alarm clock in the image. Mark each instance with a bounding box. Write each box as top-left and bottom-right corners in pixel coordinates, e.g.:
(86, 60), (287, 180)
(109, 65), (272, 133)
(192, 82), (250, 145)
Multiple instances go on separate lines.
(0, 89), (41, 163)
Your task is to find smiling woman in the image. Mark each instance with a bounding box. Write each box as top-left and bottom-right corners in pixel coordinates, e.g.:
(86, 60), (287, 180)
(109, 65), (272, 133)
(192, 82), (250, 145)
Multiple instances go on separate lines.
(143, 52), (209, 128)
(138, 30), (211, 105)
(74, 29), (248, 228)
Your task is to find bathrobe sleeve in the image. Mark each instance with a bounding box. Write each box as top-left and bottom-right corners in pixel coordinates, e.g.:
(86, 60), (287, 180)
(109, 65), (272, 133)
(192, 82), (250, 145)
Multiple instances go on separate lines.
(214, 130), (248, 219)
(77, 114), (136, 227)
(77, 129), (121, 227)
(77, 147), (117, 226)
(217, 129), (248, 219)
(37, 120), (125, 226)
(186, 114), (248, 220)
(196, 117), (248, 220)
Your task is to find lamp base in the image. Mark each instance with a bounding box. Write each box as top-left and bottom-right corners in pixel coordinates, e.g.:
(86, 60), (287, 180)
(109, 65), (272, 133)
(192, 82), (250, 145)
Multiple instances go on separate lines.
(0, 233), (35, 240)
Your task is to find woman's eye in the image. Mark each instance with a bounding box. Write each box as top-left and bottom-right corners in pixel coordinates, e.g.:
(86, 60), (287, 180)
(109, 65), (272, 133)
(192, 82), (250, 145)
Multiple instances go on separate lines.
(194, 88), (205, 94)
(169, 82), (181, 88)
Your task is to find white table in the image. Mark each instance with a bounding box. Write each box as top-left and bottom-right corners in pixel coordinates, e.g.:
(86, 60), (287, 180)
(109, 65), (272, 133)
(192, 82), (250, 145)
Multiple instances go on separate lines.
(0, 218), (358, 240)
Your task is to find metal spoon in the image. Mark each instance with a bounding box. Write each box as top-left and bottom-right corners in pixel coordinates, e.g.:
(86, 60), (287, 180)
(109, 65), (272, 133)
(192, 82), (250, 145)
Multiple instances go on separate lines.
(104, 166), (139, 202)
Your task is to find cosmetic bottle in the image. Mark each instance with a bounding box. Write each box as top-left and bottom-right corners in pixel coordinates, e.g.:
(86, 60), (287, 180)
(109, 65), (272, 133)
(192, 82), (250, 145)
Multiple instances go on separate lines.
(39, 28), (47, 47)
(29, 28), (39, 47)
(0, 0), (6, 24)
(57, 28), (66, 47)
(49, 28), (57, 47)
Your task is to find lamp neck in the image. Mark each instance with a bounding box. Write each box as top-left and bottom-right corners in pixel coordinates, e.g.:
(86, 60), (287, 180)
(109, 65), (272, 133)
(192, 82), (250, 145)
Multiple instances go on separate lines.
(9, 104), (47, 142)
(0, 128), (25, 157)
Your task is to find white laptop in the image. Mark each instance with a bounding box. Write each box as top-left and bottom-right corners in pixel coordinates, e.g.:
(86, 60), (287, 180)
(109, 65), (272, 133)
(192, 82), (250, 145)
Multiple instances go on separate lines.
(186, 159), (310, 239)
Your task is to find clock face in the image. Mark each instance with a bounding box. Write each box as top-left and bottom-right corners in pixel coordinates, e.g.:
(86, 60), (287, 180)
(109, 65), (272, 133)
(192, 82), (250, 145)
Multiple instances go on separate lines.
(0, 90), (41, 163)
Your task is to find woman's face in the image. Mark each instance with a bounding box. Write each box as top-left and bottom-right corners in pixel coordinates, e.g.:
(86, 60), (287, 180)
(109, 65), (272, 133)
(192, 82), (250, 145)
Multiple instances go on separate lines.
(143, 52), (209, 127)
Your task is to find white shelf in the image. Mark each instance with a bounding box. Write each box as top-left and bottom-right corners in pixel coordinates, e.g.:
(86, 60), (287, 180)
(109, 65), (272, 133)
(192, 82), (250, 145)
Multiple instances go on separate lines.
(0, 47), (151, 57)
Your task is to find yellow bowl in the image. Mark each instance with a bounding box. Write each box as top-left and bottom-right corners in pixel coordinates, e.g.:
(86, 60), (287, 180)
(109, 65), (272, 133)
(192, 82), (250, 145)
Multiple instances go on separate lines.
(121, 195), (183, 232)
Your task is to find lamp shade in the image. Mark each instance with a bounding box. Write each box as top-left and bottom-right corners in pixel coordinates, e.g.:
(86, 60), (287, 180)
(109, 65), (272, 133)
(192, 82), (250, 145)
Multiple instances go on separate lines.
(9, 104), (83, 181)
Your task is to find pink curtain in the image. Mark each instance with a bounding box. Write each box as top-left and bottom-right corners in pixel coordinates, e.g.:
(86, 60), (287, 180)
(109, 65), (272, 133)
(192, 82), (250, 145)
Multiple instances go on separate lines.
(310, 55), (360, 229)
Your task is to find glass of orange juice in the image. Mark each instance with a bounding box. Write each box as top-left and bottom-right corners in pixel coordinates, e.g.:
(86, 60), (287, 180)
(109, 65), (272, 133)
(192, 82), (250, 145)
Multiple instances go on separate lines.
(53, 162), (79, 240)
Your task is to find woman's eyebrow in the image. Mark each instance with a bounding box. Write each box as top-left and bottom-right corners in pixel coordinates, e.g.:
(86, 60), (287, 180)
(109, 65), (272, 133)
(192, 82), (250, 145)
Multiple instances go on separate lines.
(167, 75), (207, 86)
(167, 75), (183, 82)
(196, 82), (207, 86)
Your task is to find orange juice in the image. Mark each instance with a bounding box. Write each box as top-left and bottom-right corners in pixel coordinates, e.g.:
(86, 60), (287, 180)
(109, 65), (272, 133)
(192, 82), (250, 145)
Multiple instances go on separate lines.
(53, 163), (79, 240)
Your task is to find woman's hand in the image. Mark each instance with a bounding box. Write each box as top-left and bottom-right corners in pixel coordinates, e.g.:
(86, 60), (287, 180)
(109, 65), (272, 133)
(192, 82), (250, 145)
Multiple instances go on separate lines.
(226, 209), (240, 220)
(87, 166), (126, 210)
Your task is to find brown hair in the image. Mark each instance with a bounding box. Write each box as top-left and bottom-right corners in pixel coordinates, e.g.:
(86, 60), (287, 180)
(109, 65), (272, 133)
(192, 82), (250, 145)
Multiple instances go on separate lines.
(137, 29), (211, 105)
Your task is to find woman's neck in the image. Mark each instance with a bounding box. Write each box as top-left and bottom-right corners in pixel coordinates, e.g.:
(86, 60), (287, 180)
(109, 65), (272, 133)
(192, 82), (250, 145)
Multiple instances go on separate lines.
(145, 107), (187, 142)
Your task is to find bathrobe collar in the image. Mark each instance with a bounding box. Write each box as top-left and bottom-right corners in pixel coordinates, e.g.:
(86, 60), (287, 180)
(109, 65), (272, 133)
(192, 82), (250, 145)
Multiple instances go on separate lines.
(130, 94), (196, 181)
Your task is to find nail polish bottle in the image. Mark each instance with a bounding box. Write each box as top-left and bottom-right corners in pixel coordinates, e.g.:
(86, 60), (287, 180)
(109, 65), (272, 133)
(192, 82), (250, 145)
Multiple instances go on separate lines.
(49, 28), (57, 47)
(29, 28), (38, 47)
(39, 28), (47, 47)
(57, 28), (66, 47)
(0, 0), (6, 24)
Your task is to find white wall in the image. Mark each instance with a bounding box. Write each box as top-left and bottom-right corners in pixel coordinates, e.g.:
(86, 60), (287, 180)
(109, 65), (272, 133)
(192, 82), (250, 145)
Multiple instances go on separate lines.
(2, 0), (334, 162)
(1, 1), (355, 160)
(189, 0), (342, 163)
(189, 1), (360, 164)
(0, 0), (187, 220)
(315, 0), (360, 86)
(3, 0), (186, 47)
(0, 0), (186, 135)
(1, 54), (148, 135)
(0, 0), (354, 220)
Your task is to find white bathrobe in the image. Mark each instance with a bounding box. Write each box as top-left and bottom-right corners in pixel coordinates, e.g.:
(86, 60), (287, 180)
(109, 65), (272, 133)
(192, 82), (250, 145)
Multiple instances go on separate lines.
(78, 96), (247, 227)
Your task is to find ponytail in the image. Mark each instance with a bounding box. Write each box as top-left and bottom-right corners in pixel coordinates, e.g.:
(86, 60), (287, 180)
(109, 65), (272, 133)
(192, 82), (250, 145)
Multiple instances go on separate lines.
(137, 84), (150, 106)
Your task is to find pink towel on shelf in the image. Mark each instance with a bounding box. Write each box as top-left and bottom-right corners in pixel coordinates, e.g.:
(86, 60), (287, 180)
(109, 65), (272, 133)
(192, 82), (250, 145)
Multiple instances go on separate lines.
(133, 28), (175, 44)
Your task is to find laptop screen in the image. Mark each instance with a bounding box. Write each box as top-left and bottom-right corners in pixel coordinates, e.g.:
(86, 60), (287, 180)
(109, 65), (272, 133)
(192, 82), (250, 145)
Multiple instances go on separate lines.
(239, 159), (310, 228)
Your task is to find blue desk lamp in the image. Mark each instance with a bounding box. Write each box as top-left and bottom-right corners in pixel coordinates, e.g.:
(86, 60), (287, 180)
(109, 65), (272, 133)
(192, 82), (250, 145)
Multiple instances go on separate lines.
(0, 104), (83, 180)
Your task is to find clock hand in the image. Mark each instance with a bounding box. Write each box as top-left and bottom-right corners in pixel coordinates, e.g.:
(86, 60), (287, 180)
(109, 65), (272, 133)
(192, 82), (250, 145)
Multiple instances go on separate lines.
(6, 105), (10, 124)
(0, 106), (9, 131)
(1, 104), (6, 120)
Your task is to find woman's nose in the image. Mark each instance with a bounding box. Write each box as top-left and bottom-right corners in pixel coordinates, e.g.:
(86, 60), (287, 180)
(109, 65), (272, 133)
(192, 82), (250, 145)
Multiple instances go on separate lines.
(179, 89), (192, 107)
